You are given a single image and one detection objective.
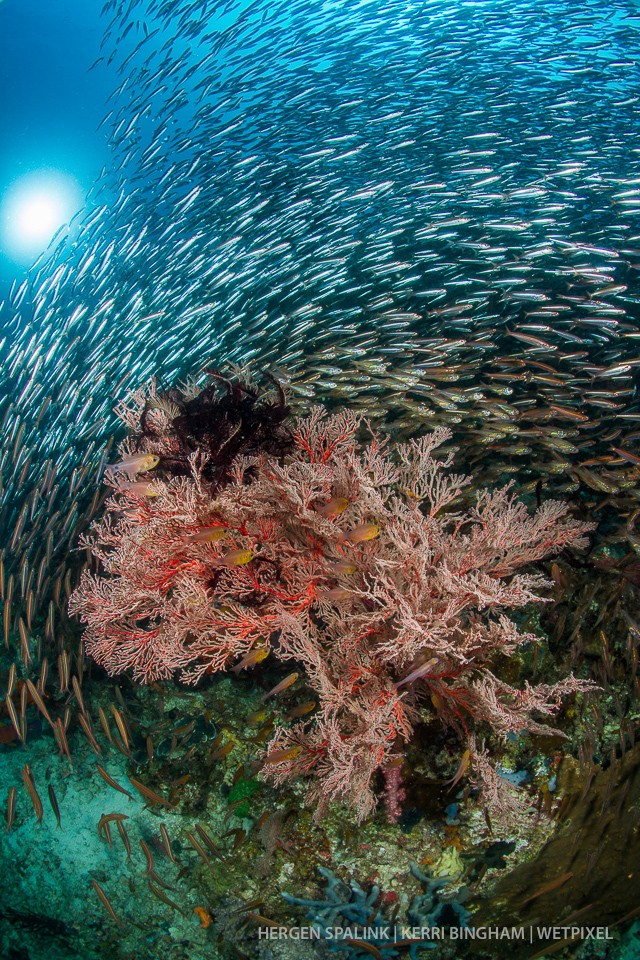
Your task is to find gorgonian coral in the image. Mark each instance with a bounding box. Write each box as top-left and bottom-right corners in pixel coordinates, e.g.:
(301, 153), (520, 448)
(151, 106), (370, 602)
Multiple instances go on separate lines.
(70, 373), (594, 822)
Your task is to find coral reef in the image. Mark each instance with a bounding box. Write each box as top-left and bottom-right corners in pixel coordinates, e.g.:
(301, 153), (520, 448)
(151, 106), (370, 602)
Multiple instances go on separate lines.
(283, 866), (403, 956)
(70, 373), (594, 823)
(282, 863), (471, 958)
(116, 367), (293, 488)
(470, 740), (640, 958)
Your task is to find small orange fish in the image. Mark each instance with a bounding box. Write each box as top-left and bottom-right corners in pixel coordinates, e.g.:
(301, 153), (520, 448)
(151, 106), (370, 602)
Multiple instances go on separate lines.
(95, 764), (135, 801)
(211, 739), (235, 761)
(548, 404), (589, 423)
(21, 764), (43, 823)
(285, 700), (317, 720)
(246, 708), (269, 724)
(249, 725), (274, 744)
(232, 647), (269, 673)
(127, 775), (175, 809)
(520, 871), (574, 907)
(260, 672), (299, 702)
(148, 881), (187, 916)
(159, 823), (176, 863)
(91, 879), (123, 926)
(316, 496), (350, 518)
(344, 940), (384, 959)
(217, 548), (254, 567)
(6, 785), (16, 833)
(118, 480), (158, 497)
(444, 749), (471, 791)
(611, 445), (640, 467)
(187, 525), (228, 543)
(550, 562), (567, 589)
(329, 560), (357, 575)
(264, 745), (302, 765)
(395, 657), (439, 689)
(338, 523), (380, 544)
(321, 587), (353, 602)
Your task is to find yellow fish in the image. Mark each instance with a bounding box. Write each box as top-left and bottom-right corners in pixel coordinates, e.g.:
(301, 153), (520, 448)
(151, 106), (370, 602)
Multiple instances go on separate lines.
(339, 523), (380, 544)
(218, 548), (254, 567)
(232, 647), (269, 673)
(316, 496), (350, 518)
(106, 453), (159, 478)
(264, 745), (303, 765)
(187, 525), (228, 543)
(119, 480), (158, 497)
(329, 560), (357, 575)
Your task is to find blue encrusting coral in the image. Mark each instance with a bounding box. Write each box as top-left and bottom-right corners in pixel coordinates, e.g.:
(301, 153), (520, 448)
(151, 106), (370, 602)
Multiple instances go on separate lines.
(283, 864), (471, 958)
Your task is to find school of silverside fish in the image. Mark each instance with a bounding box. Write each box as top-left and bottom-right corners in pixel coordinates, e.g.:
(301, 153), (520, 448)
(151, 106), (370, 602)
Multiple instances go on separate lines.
(1, 0), (640, 956)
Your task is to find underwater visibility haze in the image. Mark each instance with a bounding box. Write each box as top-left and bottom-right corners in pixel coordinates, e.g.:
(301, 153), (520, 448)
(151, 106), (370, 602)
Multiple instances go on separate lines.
(1, 0), (640, 959)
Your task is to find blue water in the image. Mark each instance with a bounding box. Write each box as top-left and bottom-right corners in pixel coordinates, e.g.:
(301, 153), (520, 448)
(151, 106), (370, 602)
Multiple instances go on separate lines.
(0, 0), (110, 292)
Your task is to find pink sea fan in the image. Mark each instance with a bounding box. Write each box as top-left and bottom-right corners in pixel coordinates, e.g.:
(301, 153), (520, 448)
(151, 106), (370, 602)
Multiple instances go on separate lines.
(70, 397), (595, 821)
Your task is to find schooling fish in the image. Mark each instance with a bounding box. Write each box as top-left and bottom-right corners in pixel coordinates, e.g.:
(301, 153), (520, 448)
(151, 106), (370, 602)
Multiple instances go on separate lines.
(47, 783), (62, 829)
(21, 764), (44, 823)
(95, 764), (135, 801)
(128, 775), (175, 810)
(6, 786), (16, 833)
(91, 879), (123, 926)
(611, 445), (640, 467)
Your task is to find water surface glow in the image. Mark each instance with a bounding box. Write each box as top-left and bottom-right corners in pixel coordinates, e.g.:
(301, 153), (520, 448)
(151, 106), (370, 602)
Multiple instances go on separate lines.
(0, 169), (83, 265)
